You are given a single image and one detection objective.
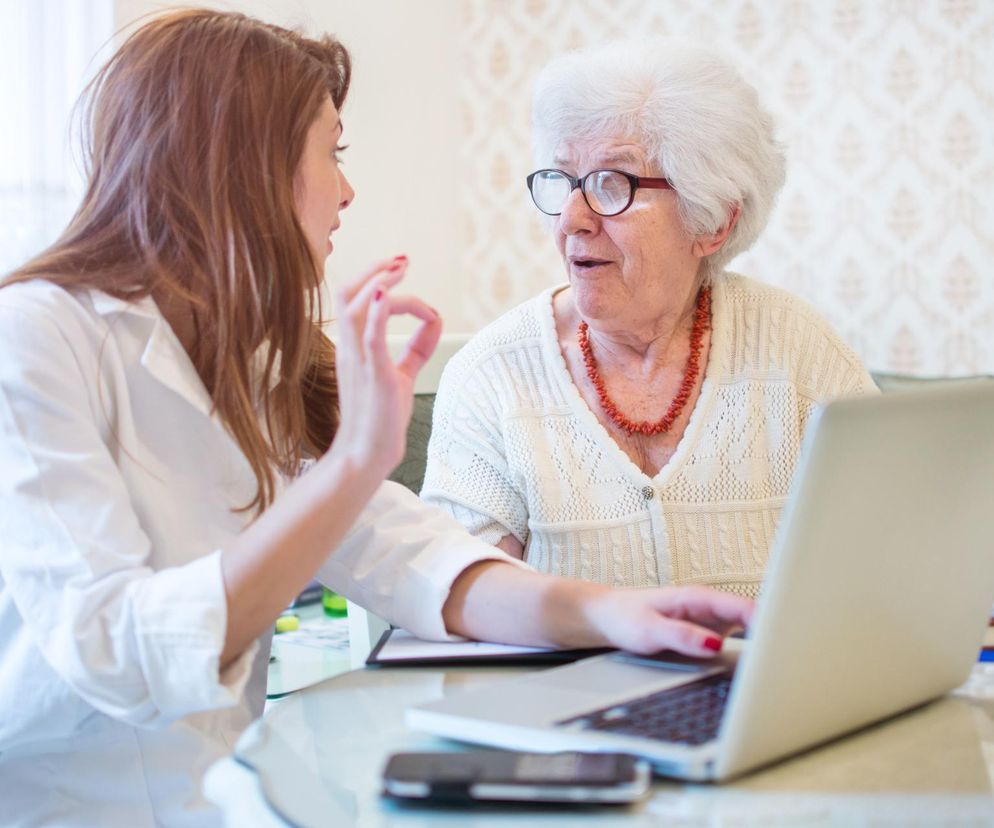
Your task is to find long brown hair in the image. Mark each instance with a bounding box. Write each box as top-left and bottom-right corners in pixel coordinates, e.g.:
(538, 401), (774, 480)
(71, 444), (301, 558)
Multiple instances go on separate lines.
(4, 9), (350, 513)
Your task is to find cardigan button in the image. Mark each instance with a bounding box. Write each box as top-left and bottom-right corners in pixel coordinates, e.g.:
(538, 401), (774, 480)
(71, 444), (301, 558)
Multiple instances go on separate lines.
(641, 485), (654, 501)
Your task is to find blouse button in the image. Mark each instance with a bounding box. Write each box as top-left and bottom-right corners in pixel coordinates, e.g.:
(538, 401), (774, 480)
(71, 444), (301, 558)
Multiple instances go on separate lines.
(641, 485), (654, 501)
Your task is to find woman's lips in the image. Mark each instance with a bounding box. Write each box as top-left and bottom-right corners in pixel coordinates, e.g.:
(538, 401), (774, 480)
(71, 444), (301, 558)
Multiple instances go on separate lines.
(569, 257), (612, 270)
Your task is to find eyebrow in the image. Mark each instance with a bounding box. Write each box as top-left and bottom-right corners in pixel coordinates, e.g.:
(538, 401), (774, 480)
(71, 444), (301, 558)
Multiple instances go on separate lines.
(553, 150), (642, 168)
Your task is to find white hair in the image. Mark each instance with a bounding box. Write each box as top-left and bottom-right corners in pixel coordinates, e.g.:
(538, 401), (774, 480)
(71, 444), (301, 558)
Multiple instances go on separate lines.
(532, 39), (786, 282)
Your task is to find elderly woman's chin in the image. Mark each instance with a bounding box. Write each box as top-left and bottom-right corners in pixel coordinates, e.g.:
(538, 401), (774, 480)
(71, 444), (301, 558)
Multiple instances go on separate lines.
(566, 267), (627, 320)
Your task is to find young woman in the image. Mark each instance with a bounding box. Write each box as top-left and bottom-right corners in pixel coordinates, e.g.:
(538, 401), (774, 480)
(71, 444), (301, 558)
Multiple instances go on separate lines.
(0, 11), (752, 826)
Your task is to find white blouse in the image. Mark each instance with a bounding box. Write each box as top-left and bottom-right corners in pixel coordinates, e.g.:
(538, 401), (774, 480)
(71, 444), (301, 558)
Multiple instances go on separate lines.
(422, 274), (878, 598)
(0, 280), (524, 827)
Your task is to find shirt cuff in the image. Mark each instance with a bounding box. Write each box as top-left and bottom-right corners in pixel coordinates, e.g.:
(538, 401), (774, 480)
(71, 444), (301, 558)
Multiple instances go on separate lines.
(131, 550), (255, 722)
(317, 482), (534, 643)
(392, 544), (534, 642)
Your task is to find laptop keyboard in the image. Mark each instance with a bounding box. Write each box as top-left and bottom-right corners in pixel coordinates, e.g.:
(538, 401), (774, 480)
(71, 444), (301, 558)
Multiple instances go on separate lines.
(556, 672), (733, 746)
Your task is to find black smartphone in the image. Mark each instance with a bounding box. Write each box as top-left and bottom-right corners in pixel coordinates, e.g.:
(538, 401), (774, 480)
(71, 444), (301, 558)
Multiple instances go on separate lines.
(382, 750), (650, 805)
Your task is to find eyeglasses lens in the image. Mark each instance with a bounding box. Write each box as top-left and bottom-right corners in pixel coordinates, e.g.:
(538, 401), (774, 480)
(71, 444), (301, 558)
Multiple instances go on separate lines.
(531, 170), (572, 215)
(585, 171), (631, 216)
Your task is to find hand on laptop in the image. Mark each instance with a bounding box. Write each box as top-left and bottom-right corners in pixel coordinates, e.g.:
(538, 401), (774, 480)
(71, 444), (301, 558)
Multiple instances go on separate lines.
(443, 562), (754, 658)
(584, 586), (754, 657)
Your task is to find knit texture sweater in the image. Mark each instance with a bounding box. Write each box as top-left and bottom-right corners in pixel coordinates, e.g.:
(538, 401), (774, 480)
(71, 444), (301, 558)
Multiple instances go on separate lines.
(421, 274), (877, 597)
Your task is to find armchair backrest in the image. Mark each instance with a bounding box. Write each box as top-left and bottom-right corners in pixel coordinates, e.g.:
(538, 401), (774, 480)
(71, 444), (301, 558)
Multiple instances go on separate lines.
(871, 371), (994, 394)
(387, 333), (469, 494)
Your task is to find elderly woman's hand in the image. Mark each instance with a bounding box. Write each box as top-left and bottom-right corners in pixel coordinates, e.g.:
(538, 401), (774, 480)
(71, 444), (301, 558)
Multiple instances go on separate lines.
(332, 256), (442, 479)
(444, 562), (753, 658)
(581, 585), (754, 657)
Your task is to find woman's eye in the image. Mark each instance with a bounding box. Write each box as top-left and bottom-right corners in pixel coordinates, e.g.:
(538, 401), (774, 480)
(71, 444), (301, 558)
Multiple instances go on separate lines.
(333, 144), (349, 163)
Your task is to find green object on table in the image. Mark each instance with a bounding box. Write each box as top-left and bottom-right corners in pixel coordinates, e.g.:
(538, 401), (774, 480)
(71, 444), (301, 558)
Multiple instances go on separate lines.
(275, 614), (299, 633)
(322, 587), (347, 617)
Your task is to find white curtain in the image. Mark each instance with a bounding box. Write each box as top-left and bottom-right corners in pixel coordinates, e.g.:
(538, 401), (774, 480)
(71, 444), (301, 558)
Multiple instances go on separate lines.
(0, 0), (114, 274)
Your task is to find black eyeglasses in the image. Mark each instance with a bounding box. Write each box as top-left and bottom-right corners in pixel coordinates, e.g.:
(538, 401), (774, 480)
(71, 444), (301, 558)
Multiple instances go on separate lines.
(526, 168), (674, 217)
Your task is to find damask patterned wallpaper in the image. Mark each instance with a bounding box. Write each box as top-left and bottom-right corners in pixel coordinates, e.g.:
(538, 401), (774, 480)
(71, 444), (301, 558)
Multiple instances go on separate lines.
(456, 0), (993, 376)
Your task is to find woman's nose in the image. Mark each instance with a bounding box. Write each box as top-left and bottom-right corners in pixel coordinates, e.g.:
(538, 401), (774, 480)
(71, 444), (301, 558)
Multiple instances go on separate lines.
(558, 186), (597, 235)
(340, 170), (355, 210)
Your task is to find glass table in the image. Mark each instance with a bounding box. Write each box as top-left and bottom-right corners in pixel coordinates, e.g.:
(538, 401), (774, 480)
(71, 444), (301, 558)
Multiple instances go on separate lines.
(266, 603), (353, 699)
(205, 658), (994, 826)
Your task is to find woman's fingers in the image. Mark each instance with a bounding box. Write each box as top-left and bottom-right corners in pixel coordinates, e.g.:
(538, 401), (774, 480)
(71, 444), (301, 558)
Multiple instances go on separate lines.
(624, 615), (724, 657)
(363, 284), (393, 367)
(337, 255), (407, 307)
(364, 293), (442, 377)
(342, 266), (407, 324)
(335, 252), (442, 388)
(639, 588), (754, 656)
(640, 617), (728, 657)
(594, 586), (754, 657)
(337, 262), (409, 356)
(647, 586), (754, 632)
(397, 315), (443, 380)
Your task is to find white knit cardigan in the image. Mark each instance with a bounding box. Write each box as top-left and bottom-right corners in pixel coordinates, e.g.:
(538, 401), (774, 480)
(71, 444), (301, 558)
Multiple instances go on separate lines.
(421, 274), (877, 597)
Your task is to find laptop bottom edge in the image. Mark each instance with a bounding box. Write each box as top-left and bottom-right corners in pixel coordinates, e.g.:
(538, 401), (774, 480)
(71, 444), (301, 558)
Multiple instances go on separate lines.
(405, 708), (719, 782)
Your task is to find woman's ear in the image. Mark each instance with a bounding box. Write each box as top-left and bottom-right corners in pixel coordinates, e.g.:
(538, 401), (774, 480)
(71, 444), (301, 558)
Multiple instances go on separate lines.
(693, 204), (741, 258)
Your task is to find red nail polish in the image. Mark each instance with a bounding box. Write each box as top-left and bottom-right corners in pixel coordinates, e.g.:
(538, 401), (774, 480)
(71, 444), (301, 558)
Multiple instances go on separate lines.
(388, 262), (403, 272)
(374, 289), (383, 301)
(394, 254), (408, 262)
(703, 636), (723, 652)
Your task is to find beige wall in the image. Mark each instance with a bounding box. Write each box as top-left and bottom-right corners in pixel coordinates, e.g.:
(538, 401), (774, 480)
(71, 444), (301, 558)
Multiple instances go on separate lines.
(113, 1), (994, 375)
(453, 0), (994, 376)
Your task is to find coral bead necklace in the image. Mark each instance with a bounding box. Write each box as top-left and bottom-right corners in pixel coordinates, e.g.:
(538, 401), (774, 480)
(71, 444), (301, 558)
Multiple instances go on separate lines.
(577, 286), (711, 437)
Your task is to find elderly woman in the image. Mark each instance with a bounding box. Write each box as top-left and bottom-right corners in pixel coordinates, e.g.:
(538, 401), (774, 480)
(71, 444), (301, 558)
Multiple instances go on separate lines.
(422, 40), (876, 599)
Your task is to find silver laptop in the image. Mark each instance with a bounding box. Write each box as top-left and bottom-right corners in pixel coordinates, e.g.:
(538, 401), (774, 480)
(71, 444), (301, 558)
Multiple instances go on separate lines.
(408, 381), (994, 781)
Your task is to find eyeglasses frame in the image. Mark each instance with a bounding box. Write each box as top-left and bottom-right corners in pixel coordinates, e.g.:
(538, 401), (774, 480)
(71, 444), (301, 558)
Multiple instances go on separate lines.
(525, 168), (674, 217)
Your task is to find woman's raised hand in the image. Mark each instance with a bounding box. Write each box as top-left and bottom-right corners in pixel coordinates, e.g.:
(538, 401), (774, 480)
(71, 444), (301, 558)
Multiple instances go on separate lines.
(331, 256), (442, 479)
